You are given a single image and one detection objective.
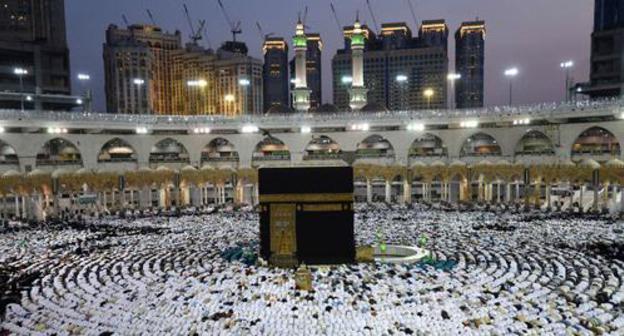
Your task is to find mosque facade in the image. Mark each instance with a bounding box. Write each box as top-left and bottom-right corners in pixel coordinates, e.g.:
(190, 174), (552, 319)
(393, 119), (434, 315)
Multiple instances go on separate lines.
(0, 99), (623, 218)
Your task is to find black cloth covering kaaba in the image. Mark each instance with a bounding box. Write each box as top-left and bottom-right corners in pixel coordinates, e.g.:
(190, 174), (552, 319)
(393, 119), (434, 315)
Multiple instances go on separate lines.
(259, 167), (355, 265)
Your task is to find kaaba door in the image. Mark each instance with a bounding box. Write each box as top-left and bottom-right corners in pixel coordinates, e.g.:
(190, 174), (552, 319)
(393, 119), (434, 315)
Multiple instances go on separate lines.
(269, 203), (297, 267)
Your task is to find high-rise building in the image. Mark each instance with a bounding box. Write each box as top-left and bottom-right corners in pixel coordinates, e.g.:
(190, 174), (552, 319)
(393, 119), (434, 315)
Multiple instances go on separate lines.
(262, 37), (289, 112)
(0, 0), (72, 109)
(215, 47), (264, 116)
(332, 20), (449, 111)
(290, 30), (322, 111)
(581, 0), (624, 98)
(103, 24), (182, 114)
(455, 20), (485, 108)
(104, 24), (262, 115)
(305, 33), (323, 109)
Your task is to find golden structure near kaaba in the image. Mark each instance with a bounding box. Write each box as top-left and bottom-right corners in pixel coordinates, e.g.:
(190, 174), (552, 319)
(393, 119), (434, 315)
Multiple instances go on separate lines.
(259, 167), (356, 267)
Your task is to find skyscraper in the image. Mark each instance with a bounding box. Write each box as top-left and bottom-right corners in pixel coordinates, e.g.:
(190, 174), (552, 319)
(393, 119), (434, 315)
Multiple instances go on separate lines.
(306, 33), (323, 109)
(332, 20), (448, 111)
(581, 0), (624, 98)
(455, 20), (485, 108)
(103, 24), (182, 114)
(104, 24), (263, 115)
(262, 37), (289, 112)
(0, 0), (72, 109)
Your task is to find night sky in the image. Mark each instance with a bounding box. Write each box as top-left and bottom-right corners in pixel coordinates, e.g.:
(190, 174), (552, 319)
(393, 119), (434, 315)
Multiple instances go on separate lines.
(66, 0), (594, 111)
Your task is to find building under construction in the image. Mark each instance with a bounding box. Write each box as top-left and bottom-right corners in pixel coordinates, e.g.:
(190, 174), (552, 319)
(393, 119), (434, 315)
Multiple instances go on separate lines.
(103, 23), (262, 115)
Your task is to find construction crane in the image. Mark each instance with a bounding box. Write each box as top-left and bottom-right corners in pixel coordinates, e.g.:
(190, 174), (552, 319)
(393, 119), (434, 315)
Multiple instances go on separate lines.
(302, 6), (309, 26)
(216, 0), (242, 42)
(365, 0), (379, 33)
(202, 25), (214, 49)
(183, 4), (204, 44)
(256, 22), (275, 41)
(406, 0), (418, 28)
(329, 3), (343, 34)
(146, 9), (157, 26)
(121, 14), (130, 27)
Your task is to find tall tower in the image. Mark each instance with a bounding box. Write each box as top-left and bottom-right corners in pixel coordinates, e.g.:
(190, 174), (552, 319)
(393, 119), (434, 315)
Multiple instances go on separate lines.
(263, 37), (289, 112)
(292, 19), (311, 113)
(455, 20), (485, 108)
(349, 17), (368, 111)
(0, 0), (72, 109)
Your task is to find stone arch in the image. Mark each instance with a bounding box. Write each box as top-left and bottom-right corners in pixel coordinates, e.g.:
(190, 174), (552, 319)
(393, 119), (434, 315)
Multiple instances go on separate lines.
(460, 132), (502, 157)
(149, 138), (190, 164)
(409, 133), (448, 158)
(202, 138), (240, 164)
(36, 138), (83, 167)
(571, 126), (621, 157)
(0, 139), (19, 166)
(98, 138), (138, 163)
(514, 130), (555, 156)
(304, 135), (342, 160)
(356, 134), (395, 159)
(252, 136), (291, 161)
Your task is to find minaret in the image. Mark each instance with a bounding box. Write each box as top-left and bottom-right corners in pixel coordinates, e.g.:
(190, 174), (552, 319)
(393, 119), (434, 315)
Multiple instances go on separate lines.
(292, 19), (311, 112)
(349, 16), (368, 111)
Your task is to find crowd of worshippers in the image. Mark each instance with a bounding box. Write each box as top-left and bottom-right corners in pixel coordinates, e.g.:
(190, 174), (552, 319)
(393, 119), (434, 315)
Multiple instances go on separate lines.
(0, 203), (623, 335)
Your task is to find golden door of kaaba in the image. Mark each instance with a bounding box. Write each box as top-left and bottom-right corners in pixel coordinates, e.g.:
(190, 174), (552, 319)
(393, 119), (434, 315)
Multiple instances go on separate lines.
(269, 203), (297, 267)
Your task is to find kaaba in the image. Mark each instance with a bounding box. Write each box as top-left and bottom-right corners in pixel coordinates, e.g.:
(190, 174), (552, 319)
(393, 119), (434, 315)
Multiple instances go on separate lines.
(259, 167), (355, 267)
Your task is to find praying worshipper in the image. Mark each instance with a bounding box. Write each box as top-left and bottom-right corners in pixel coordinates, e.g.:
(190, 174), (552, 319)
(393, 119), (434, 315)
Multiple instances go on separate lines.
(0, 204), (622, 334)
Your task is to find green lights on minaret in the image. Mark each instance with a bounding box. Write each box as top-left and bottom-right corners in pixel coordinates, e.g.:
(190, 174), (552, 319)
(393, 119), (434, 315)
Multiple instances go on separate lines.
(293, 20), (307, 49)
(351, 20), (365, 48)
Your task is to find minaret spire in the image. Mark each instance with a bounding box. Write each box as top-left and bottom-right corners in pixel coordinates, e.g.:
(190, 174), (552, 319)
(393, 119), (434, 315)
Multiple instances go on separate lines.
(292, 17), (311, 112)
(349, 13), (368, 111)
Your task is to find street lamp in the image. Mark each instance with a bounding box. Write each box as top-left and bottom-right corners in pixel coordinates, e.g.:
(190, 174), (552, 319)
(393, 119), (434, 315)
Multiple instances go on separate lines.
(77, 73), (91, 112)
(239, 78), (251, 114)
(447, 73), (461, 109)
(14, 67), (28, 111)
(560, 60), (574, 102)
(133, 78), (145, 114)
(423, 88), (434, 109)
(341, 76), (353, 84)
(504, 67), (519, 106)
(396, 75), (408, 110)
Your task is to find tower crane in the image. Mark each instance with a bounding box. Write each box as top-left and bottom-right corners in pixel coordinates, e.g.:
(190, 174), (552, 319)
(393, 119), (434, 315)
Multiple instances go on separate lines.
(146, 9), (157, 26)
(183, 4), (205, 44)
(406, 0), (418, 28)
(330, 3), (343, 34)
(256, 22), (275, 41)
(216, 0), (242, 42)
(364, 0), (379, 33)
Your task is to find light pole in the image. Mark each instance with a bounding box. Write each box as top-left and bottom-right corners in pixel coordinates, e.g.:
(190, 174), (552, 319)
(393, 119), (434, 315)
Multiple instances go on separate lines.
(447, 73), (461, 109)
(560, 61), (574, 102)
(133, 78), (145, 114)
(239, 78), (251, 115)
(77, 73), (91, 112)
(504, 67), (519, 106)
(396, 74), (408, 110)
(423, 88), (434, 110)
(14, 67), (28, 112)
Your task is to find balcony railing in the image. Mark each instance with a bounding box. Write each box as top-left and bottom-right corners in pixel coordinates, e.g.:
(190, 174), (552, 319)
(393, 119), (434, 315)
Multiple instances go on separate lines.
(0, 98), (620, 127)
(303, 153), (343, 160)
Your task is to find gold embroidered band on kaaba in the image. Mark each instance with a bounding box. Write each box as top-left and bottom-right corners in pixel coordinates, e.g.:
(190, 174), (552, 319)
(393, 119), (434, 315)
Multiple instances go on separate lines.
(259, 193), (354, 203)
